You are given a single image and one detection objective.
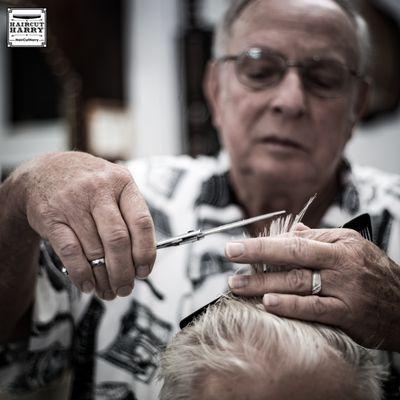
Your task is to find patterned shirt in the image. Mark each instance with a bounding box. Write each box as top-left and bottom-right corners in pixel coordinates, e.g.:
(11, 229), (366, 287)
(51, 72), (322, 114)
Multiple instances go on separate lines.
(1, 152), (399, 400)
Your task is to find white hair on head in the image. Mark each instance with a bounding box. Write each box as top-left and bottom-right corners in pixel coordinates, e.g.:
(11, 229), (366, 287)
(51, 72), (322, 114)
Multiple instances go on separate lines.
(159, 296), (385, 400)
(213, 0), (372, 77)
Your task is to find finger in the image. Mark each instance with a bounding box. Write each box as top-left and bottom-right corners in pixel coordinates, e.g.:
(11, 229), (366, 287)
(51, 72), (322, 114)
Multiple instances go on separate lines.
(119, 180), (156, 278)
(228, 269), (314, 296)
(68, 212), (104, 262)
(92, 201), (135, 297)
(295, 227), (360, 243)
(294, 222), (311, 232)
(91, 263), (116, 301)
(47, 222), (95, 293)
(67, 212), (111, 296)
(262, 293), (347, 327)
(225, 236), (339, 269)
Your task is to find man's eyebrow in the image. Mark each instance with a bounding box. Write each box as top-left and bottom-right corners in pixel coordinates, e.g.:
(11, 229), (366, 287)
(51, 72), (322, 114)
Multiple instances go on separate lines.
(242, 44), (347, 62)
(242, 44), (285, 58)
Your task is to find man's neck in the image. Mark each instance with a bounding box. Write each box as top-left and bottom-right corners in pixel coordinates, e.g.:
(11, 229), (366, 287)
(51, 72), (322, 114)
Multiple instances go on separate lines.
(228, 169), (340, 232)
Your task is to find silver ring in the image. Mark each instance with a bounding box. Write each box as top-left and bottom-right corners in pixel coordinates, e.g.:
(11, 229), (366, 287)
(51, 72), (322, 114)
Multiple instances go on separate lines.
(311, 270), (322, 295)
(90, 257), (106, 268)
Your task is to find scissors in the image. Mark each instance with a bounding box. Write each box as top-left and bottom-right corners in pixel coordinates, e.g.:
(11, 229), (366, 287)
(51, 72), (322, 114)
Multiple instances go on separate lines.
(156, 210), (286, 249)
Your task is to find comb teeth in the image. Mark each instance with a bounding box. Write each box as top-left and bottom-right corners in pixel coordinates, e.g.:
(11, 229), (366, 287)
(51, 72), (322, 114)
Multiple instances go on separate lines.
(341, 213), (373, 243)
(360, 226), (372, 241)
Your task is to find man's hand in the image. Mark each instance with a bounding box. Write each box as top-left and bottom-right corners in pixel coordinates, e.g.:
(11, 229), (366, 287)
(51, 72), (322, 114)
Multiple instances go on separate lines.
(225, 227), (400, 351)
(17, 151), (156, 300)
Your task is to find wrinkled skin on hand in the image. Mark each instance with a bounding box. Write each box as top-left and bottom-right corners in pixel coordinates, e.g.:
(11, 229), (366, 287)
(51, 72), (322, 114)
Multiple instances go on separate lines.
(226, 227), (400, 351)
(19, 152), (156, 300)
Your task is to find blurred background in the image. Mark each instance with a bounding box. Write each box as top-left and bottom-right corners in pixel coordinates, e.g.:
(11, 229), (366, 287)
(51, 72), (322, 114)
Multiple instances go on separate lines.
(0, 0), (399, 181)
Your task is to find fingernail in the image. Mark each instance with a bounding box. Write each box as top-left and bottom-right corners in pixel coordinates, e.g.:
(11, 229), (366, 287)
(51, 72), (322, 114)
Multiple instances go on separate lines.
(225, 242), (245, 258)
(103, 290), (115, 301)
(228, 275), (248, 289)
(295, 223), (308, 230)
(263, 294), (280, 306)
(82, 281), (94, 293)
(117, 285), (132, 297)
(136, 265), (150, 279)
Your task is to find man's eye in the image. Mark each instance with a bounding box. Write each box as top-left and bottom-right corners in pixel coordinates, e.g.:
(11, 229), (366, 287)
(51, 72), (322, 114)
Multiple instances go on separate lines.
(305, 60), (347, 90)
(307, 68), (344, 89)
(242, 62), (280, 81)
(247, 68), (276, 79)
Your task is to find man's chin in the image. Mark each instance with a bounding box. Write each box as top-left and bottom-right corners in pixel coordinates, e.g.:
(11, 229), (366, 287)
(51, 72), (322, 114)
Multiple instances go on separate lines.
(241, 159), (316, 185)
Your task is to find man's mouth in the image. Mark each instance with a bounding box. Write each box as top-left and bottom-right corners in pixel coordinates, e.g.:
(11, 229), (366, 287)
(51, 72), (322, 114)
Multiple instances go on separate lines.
(257, 135), (306, 152)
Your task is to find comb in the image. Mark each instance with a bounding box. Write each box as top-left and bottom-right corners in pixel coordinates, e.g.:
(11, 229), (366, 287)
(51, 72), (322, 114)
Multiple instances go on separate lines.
(341, 213), (373, 242)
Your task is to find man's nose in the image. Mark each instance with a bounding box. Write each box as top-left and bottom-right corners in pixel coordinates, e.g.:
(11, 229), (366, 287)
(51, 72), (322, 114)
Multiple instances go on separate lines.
(269, 69), (307, 118)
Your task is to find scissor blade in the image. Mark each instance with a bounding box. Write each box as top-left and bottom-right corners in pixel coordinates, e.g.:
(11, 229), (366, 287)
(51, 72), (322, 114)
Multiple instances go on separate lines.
(156, 210), (286, 249)
(202, 210), (286, 237)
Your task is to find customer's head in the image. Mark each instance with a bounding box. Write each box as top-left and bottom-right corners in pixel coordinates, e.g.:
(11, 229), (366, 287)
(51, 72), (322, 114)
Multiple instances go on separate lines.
(204, 0), (371, 192)
(159, 296), (383, 400)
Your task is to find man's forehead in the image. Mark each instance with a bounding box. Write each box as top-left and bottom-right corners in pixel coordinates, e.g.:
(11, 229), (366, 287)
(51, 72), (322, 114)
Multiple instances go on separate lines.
(229, 0), (358, 59)
(237, 0), (353, 23)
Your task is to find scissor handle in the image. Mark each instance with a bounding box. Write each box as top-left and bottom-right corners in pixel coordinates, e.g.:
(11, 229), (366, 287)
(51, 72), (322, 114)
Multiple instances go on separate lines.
(156, 229), (204, 249)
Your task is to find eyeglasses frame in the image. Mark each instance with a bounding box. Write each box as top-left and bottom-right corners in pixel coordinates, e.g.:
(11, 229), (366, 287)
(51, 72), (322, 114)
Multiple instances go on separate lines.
(216, 47), (363, 99)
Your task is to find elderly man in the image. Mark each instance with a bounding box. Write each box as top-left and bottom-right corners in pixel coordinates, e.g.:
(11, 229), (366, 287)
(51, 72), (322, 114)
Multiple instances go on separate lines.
(0, 0), (399, 399)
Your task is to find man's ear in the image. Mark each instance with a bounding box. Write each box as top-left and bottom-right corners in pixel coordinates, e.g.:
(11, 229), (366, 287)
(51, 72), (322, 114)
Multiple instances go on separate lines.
(347, 79), (371, 140)
(351, 78), (371, 125)
(203, 60), (222, 128)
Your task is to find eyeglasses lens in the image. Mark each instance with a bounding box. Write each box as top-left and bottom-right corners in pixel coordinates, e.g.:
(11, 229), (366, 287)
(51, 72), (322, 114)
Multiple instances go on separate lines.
(236, 51), (350, 98)
(302, 59), (348, 97)
(236, 51), (284, 90)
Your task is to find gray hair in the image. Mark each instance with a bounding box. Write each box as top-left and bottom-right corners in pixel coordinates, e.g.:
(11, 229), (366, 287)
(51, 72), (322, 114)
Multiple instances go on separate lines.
(213, 0), (372, 77)
(159, 295), (385, 400)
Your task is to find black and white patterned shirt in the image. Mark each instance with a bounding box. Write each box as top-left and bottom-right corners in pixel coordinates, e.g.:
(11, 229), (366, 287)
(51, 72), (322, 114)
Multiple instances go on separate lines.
(1, 152), (399, 399)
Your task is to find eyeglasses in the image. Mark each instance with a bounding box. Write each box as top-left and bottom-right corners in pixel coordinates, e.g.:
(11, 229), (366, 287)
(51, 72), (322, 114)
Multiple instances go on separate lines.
(217, 47), (361, 99)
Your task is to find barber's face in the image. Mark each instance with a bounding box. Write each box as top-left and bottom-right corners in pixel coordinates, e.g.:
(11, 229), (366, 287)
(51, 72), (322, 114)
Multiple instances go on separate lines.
(207, 0), (366, 189)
